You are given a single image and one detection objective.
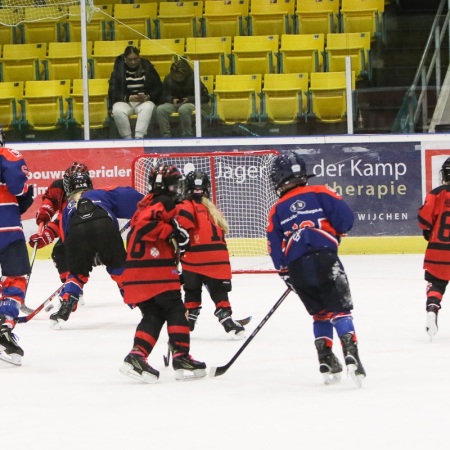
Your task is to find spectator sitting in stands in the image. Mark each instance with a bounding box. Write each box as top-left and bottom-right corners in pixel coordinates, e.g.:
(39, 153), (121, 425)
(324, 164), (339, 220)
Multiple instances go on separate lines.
(156, 59), (210, 138)
(108, 45), (162, 139)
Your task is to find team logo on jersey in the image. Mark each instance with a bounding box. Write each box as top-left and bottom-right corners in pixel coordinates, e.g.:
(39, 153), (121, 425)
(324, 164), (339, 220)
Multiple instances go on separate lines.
(150, 247), (160, 257)
(290, 200), (306, 212)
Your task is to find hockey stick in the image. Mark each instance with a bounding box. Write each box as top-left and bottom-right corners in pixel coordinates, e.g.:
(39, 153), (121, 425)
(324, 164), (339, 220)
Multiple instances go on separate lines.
(209, 288), (291, 378)
(20, 224), (44, 315)
(16, 284), (63, 324)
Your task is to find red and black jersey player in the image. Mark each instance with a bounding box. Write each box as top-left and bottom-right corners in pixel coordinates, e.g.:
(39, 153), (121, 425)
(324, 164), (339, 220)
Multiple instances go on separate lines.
(176, 170), (246, 339)
(28, 162), (89, 284)
(120, 164), (206, 383)
(418, 157), (450, 339)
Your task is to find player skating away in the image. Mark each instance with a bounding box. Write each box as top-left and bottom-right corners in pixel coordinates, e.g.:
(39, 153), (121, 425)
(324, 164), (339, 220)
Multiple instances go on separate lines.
(120, 164), (206, 383)
(266, 151), (366, 387)
(0, 127), (34, 365)
(418, 157), (450, 339)
(47, 171), (144, 329)
(176, 170), (247, 339)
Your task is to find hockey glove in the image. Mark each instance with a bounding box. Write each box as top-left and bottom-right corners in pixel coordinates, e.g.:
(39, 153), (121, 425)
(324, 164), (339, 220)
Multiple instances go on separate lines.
(36, 204), (56, 225)
(29, 226), (57, 249)
(423, 230), (431, 241)
(279, 268), (294, 292)
(16, 185), (34, 215)
(169, 218), (190, 255)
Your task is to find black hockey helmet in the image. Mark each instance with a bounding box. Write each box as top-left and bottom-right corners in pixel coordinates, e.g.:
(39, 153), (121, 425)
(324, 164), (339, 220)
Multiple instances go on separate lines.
(269, 151), (314, 197)
(64, 171), (93, 195)
(441, 157), (450, 183)
(184, 170), (211, 199)
(148, 164), (182, 196)
(63, 162), (89, 194)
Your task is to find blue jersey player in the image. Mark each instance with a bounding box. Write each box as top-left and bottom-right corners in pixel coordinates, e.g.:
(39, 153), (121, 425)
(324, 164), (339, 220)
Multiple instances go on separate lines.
(266, 151), (366, 387)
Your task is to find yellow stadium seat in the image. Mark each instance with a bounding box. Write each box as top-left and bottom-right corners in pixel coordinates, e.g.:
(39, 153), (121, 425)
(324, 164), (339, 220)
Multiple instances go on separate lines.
(21, 6), (69, 43)
(261, 73), (308, 123)
(155, 1), (204, 39)
(309, 71), (355, 123)
(139, 38), (185, 79)
(340, 0), (385, 40)
(0, 81), (23, 131)
(200, 74), (214, 94)
(67, 4), (112, 42)
(19, 79), (71, 130)
(0, 43), (47, 82)
(247, 0), (294, 36)
(279, 33), (324, 73)
(200, 0), (248, 38)
(68, 78), (110, 129)
(294, 0), (339, 35)
(0, 9), (24, 44)
(91, 39), (138, 79)
(43, 41), (93, 81)
(324, 32), (371, 79)
(212, 74), (262, 124)
(112, 3), (157, 40)
(231, 35), (279, 75)
(185, 36), (231, 76)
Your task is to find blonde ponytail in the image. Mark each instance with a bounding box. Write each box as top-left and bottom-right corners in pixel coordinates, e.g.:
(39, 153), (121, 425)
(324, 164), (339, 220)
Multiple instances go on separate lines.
(202, 197), (229, 234)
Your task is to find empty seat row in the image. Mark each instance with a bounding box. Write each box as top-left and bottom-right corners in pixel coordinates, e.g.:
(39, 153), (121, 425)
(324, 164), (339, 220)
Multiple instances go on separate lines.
(0, 72), (355, 134)
(0, 33), (371, 84)
(0, 0), (385, 44)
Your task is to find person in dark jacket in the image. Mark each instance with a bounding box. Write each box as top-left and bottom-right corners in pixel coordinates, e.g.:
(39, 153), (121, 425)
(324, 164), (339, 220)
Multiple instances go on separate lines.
(108, 45), (162, 139)
(156, 59), (210, 138)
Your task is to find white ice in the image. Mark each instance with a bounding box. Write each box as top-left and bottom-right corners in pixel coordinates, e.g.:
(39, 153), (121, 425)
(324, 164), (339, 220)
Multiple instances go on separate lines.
(2, 254), (447, 450)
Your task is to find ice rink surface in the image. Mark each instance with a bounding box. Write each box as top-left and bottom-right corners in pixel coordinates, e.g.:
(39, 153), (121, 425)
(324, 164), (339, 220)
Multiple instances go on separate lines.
(2, 254), (449, 450)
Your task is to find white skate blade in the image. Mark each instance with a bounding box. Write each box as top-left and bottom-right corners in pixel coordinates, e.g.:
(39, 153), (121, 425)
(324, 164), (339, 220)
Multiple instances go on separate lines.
(0, 350), (22, 366)
(347, 364), (365, 388)
(322, 372), (341, 385)
(426, 311), (438, 340)
(230, 330), (246, 340)
(174, 368), (207, 381)
(49, 319), (64, 330)
(119, 362), (158, 384)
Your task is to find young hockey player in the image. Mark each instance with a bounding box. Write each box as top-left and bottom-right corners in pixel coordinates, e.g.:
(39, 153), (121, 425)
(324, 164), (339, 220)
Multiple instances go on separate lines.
(0, 128), (34, 365)
(41, 171), (143, 329)
(176, 170), (247, 339)
(418, 156), (450, 339)
(28, 162), (89, 286)
(120, 164), (206, 383)
(266, 151), (366, 387)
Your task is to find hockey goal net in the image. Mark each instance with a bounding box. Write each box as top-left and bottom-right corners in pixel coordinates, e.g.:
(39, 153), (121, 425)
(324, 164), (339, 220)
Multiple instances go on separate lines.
(132, 151), (279, 273)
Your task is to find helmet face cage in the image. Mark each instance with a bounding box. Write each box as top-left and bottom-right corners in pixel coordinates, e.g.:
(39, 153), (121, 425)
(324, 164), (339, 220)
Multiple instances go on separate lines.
(148, 164), (182, 197)
(65, 171), (93, 196)
(270, 152), (308, 196)
(63, 162), (89, 195)
(441, 157), (450, 183)
(0, 127), (5, 147)
(184, 170), (211, 199)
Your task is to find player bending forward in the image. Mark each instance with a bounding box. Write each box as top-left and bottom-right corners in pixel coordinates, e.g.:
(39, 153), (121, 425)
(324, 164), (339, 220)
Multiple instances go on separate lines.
(418, 157), (450, 339)
(176, 170), (247, 339)
(266, 152), (366, 387)
(120, 164), (206, 383)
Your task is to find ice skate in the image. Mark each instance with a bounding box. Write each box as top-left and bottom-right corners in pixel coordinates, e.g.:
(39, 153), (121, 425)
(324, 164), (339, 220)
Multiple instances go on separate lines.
(315, 338), (343, 385)
(120, 351), (159, 383)
(426, 304), (439, 340)
(172, 352), (207, 381)
(0, 316), (23, 366)
(49, 294), (78, 329)
(215, 308), (245, 340)
(340, 333), (366, 387)
(187, 307), (201, 332)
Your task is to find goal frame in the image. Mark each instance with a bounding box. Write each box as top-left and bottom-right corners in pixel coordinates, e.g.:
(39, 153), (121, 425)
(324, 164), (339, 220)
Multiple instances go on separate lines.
(131, 150), (279, 274)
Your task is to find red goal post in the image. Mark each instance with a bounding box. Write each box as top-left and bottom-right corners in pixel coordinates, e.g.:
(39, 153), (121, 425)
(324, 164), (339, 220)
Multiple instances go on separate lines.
(131, 150), (280, 274)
